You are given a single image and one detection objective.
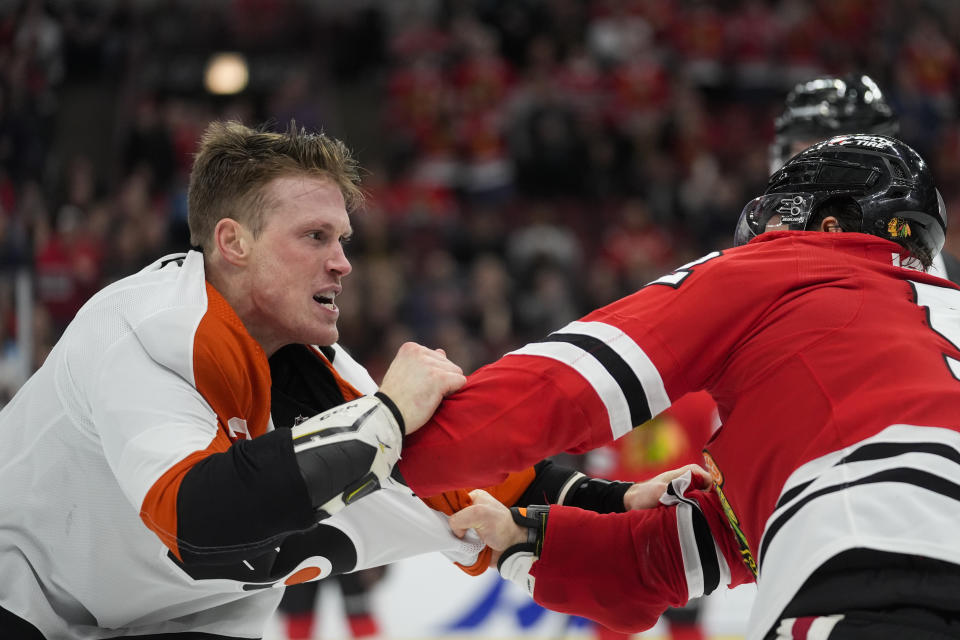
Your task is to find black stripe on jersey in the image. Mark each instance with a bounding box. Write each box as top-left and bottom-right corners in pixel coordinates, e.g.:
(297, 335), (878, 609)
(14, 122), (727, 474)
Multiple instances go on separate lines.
(759, 467), (960, 573)
(774, 479), (814, 511)
(665, 482), (721, 596)
(177, 429), (316, 568)
(766, 548), (960, 640)
(170, 521), (359, 587)
(270, 344), (347, 430)
(158, 254), (187, 268)
(837, 441), (960, 466)
(540, 332), (652, 426)
(774, 441), (960, 511)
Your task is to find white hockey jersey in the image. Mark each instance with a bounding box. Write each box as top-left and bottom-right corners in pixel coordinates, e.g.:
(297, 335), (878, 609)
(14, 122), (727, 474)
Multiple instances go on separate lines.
(0, 251), (484, 639)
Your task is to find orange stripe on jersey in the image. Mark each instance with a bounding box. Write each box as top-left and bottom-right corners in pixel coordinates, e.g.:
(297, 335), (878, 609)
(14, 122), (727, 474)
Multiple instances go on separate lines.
(140, 430), (232, 561)
(140, 282), (272, 560)
(309, 346), (364, 402)
(421, 466), (536, 575)
(194, 283), (272, 441)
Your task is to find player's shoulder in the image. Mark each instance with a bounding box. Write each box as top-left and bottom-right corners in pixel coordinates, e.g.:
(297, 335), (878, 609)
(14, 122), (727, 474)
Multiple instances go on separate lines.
(81, 251), (263, 388)
(58, 252), (207, 363)
(642, 248), (743, 290)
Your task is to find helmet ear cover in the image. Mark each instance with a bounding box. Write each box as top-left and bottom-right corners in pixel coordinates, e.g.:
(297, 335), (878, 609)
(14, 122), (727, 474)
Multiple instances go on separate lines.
(733, 191), (863, 246)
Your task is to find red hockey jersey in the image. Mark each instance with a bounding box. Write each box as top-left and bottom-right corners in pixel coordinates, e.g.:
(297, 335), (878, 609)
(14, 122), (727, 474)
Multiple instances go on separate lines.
(400, 231), (960, 638)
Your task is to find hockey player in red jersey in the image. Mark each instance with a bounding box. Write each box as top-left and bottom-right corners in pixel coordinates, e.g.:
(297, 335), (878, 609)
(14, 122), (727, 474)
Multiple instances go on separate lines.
(404, 134), (960, 639)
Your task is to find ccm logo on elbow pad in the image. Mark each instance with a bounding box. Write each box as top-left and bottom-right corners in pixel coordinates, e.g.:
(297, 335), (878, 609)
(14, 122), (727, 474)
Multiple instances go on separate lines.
(291, 395), (403, 517)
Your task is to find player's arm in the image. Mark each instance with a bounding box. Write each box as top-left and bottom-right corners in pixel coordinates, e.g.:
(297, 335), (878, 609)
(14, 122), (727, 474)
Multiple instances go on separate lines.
(429, 458), (710, 576)
(422, 458), (628, 575)
(519, 459), (711, 514)
(450, 473), (754, 633)
(400, 251), (759, 497)
(98, 340), (461, 573)
(290, 341), (464, 517)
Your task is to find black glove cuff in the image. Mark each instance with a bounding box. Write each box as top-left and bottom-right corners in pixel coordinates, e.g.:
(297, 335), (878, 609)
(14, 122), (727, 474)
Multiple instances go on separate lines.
(374, 391), (405, 436)
(564, 477), (632, 513)
(496, 541), (535, 573)
(509, 505), (549, 557)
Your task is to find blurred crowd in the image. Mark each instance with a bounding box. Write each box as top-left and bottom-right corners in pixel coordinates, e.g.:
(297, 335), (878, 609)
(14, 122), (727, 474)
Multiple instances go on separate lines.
(2, 0), (960, 402)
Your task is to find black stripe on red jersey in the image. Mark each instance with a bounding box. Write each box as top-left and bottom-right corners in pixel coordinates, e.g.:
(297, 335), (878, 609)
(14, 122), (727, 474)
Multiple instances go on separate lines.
(837, 440), (960, 467)
(540, 332), (652, 426)
(765, 548), (960, 640)
(665, 482), (721, 596)
(759, 466), (960, 573)
(774, 441), (960, 512)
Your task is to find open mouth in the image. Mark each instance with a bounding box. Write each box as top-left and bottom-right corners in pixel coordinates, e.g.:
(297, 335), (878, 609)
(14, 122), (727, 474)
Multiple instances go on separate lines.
(313, 293), (337, 311)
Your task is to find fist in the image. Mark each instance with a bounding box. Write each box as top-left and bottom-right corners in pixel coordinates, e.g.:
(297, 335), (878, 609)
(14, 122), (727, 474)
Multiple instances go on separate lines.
(378, 342), (466, 434)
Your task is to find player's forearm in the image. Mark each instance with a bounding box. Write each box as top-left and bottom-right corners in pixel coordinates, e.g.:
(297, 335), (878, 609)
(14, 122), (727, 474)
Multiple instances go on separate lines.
(400, 360), (617, 495)
(171, 394), (403, 567)
(528, 504), (693, 633)
(516, 459), (632, 512)
(507, 482), (755, 632)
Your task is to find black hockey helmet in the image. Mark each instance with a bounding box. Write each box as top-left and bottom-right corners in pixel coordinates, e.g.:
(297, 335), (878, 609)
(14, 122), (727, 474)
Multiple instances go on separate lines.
(736, 134), (946, 260)
(770, 74), (899, 172)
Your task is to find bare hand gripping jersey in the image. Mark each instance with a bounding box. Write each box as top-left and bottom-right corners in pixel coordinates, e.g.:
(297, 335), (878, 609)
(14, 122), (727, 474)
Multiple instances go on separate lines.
(400, 231), (960, 639)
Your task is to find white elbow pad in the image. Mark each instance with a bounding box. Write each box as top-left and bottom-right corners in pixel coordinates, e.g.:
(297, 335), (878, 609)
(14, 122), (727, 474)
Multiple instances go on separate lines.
(291, 393), (404, 518)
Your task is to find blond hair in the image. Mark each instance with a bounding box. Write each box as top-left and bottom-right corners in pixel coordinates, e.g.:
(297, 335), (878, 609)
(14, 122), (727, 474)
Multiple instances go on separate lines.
(187, 121), (363, 250)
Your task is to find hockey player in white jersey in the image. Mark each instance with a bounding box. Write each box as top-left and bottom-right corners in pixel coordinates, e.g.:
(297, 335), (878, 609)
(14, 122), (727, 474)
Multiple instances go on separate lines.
(0, 121), (470, 639)
(0, 120), (682, 640)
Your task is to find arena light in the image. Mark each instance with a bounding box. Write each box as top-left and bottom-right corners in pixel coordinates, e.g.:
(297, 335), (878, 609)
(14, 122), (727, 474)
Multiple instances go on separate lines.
(204, 52), (249, 95)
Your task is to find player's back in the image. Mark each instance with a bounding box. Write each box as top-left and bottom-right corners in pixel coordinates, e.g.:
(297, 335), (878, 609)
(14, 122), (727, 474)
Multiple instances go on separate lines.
(696, 232), (960, 636)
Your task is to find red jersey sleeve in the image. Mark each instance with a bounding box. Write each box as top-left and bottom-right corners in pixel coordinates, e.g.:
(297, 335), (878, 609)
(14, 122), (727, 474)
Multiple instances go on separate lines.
(401, 248), (785, 496)
(531, 479), (755, 633)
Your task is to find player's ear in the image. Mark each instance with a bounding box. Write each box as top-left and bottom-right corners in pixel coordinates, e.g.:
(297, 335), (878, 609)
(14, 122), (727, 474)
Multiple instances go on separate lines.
(213, 218), (253, 266)
(819, 216), (842, 233)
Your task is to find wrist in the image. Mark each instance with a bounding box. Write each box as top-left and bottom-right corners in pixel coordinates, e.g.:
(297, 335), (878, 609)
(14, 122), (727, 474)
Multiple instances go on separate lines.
(508, 504), (549, 556)
(497, 505), (548, 597)
(373, 391), (405, 436)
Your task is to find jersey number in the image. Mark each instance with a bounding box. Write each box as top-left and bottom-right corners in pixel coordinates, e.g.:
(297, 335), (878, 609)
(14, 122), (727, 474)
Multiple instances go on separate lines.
(912, 281), (960, 381)
(646, 251), (722, 289)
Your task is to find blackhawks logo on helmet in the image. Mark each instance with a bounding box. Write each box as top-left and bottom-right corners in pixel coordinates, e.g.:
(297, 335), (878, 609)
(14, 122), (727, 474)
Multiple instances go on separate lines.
(887, 217), (912, 239)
